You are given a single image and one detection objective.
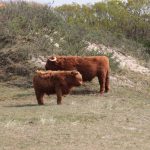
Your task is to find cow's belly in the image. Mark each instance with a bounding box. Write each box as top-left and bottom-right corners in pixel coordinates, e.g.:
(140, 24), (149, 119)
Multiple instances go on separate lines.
(78, 68), (97, 81)
(82, 74), (95, 81)
(44, 86), (70, 95)
(44, 88), (55, 95)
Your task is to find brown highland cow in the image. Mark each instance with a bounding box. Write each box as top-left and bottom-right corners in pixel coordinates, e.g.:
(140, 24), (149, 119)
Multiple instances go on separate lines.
(33, 70), (83, 105)
(45, 56), (110, 95)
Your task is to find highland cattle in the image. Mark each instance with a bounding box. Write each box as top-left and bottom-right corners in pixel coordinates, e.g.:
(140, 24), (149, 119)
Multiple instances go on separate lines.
(45, 56), (110, 94)
(33, 70), (82, 105)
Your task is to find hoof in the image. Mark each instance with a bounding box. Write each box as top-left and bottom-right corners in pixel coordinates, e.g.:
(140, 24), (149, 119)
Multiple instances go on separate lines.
(105, 89), (109, 93)
(57, 103), (62, 105)
(57, 102), (62, 105)
(38, 103), (44, 105)
(100, 92), (104, 96)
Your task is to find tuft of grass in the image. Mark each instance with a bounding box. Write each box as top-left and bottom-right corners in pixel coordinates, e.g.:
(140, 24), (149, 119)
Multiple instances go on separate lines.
(55, 113), (99, 123)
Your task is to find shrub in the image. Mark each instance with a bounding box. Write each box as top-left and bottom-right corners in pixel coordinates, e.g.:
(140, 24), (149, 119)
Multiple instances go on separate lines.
(6, 63), (30, 76)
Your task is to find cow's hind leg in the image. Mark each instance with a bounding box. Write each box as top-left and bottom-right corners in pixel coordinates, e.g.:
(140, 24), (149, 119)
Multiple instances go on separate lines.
(97, 71), (106, 95)
(105, 71), (110, 93)
(35, 90), (44, 105)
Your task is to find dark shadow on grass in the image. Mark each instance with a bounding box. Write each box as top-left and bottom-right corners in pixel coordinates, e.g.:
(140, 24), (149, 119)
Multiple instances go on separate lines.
(70, 89), (99, 95)
(3, 103), (51, 107)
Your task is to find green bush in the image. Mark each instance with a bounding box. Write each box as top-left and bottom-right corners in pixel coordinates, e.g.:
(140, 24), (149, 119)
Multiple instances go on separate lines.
(1, 1), (65, 36)
(6, 63), (30, 76)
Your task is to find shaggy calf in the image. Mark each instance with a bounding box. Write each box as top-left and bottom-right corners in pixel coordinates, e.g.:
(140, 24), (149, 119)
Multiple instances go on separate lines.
(33, 70), (82, 105)
(45, 56), (110, 95)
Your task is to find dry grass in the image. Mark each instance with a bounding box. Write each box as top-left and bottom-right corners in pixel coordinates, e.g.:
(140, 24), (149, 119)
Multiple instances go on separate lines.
(0, 76), (150, 150)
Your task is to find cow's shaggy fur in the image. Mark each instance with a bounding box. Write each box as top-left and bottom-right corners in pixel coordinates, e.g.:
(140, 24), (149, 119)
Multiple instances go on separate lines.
(45, 56), (110, 94)
(33, 70), (82, 105)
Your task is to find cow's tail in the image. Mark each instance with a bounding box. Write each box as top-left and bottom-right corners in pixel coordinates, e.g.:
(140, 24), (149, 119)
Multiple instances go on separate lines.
(105, 70), (110, 93)
(105, 57), (110, 93)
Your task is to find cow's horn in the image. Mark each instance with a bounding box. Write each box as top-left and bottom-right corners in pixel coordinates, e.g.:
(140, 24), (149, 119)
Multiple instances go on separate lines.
(48, 56), (57, 61)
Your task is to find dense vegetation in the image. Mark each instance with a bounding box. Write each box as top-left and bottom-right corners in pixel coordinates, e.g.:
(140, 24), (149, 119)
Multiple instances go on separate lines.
(56, 0), (150, 49)
(0, 0), (149, 86)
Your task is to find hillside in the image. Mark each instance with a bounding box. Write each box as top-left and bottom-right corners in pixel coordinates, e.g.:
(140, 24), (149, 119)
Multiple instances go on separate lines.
(0, 1), (150, 86)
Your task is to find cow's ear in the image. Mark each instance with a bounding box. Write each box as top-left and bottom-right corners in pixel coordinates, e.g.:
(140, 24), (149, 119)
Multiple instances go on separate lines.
(71, 70), (78, 76)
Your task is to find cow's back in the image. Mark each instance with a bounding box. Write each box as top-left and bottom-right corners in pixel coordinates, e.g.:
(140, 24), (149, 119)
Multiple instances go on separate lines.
(72, 56), (109, 81)
(33, 74), (55, 95)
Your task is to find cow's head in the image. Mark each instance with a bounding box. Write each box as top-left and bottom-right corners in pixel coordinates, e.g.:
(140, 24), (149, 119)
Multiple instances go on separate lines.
(45, 56), (60, 70)
(69, 70), (83, 86)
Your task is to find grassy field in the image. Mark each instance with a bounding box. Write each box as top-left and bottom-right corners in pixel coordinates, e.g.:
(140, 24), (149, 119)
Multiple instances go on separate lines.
(0, 76), (150, 150)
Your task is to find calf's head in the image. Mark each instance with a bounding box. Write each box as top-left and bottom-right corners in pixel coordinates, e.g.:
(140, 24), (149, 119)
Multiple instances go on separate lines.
(68, 70), (83, 86)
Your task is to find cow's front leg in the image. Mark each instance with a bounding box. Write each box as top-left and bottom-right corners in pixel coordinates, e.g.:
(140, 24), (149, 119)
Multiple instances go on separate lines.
(35, 90), (44, 105)
(55, 85), (62, 105)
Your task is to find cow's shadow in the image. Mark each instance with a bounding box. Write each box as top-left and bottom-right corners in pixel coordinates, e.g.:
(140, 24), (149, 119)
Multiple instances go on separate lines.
(3, 104), (38, 107)
(70, 89), (99, 95)
(3, 103), (56, 108)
